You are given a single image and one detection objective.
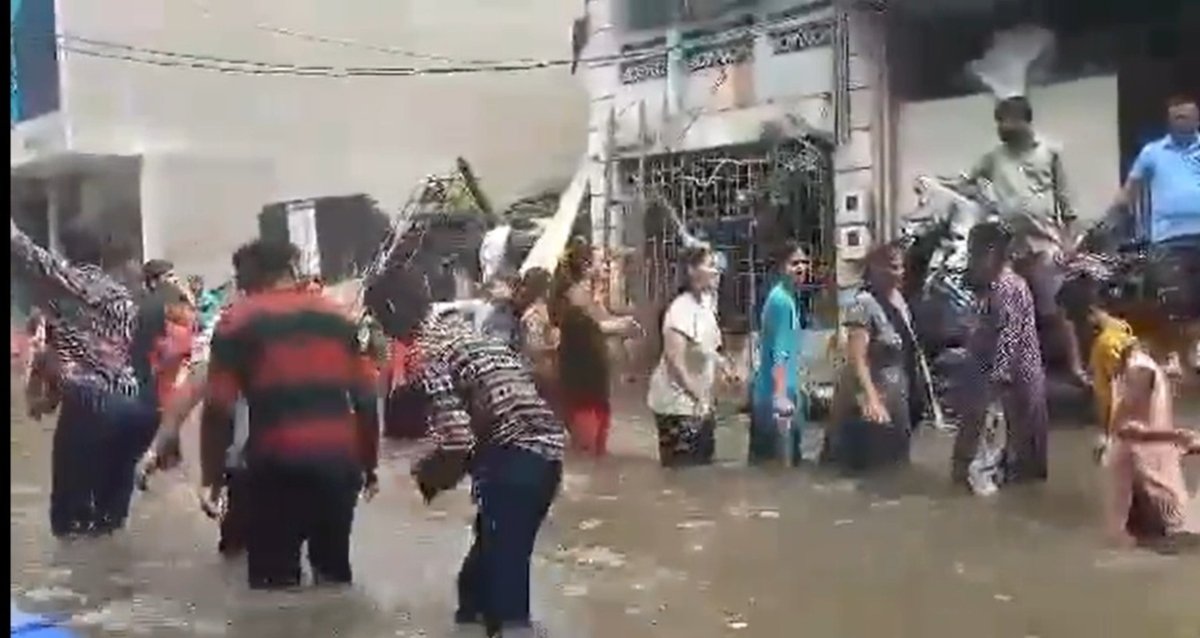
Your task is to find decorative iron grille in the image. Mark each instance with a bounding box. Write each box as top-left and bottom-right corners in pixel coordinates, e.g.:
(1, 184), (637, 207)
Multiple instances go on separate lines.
(620, 137), (836, 333)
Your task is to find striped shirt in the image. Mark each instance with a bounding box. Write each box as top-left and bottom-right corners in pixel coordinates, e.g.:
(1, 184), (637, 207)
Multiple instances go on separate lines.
(411, 315), (565, 464)
(199, 288), (380, 486)
(10, 229), (138, 397)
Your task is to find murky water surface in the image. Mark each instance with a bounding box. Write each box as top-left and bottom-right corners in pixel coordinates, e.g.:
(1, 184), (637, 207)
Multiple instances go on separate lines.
(11, 385), (1200, 637)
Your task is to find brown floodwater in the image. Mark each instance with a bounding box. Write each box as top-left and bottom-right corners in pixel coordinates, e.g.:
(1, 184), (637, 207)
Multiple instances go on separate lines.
(10, 383), (1200, 638)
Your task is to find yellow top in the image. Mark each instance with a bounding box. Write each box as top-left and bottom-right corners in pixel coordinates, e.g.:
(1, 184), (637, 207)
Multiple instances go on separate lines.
(1089, 312), (1136, 433)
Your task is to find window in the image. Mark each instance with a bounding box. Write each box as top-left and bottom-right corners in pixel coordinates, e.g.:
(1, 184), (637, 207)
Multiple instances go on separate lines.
(623, 0), (681, 31)
(620, 0), (762, 32)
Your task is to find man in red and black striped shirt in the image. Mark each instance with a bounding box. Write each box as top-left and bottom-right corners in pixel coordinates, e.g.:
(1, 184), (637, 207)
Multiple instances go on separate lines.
(198, 240), (380, 590)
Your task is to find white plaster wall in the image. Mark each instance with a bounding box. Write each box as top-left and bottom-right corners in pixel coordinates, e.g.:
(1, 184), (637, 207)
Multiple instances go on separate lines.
(895, 75), (1120, 224)
(53, 0), (588, 211)
(139, 153), (275, 280)
(587, 5), (850, 154)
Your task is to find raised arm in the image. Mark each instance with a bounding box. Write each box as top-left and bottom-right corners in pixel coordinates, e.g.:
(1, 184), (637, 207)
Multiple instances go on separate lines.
(10, 218), (125, 313)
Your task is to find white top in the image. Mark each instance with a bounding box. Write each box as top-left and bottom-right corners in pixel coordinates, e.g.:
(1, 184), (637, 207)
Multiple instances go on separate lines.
(647, 292), (722, 417)
(226, 398), (249, 470)
(479, 225), (513, 283)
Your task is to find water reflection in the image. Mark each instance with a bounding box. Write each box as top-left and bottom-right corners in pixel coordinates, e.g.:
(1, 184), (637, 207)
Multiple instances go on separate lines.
(10, 387), (1200, 638)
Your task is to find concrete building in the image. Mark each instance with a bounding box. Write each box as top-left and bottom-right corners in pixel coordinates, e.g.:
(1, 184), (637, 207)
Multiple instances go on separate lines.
(11, 0), (588, 278)
(572, 0), (1195, 325)
(574, 0), (889, 327)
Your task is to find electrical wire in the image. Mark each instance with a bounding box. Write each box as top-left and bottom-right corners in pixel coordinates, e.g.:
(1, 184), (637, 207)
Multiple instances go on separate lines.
(52, 9), (815, 80)
(184, 0), (545, 67)
(59, 35), (566, 77)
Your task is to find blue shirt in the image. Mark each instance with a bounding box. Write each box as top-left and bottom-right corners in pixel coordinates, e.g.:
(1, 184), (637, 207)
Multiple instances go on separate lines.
(1128, 133), (1200, 242)
(752, 280), (803, 406)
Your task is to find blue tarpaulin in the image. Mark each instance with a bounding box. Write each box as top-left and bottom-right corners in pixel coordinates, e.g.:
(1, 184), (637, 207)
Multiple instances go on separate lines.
(11, 602), (75, 638)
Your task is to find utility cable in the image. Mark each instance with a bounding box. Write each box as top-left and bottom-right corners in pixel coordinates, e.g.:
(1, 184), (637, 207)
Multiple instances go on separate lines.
(184, 0), (544, 67)
(54, 11), (814, 79)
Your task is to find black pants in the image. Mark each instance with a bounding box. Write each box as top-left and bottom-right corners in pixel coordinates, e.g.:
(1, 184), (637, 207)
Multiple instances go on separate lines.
(218, 470), (250, 557)
(653, 413), (716, 467)
(244, 465), (361, 589)
(1147, 233), (1200, 319)
(456, 447), (561, 634)
(383, 384), (428, 440)
(50, 392), (102, 537)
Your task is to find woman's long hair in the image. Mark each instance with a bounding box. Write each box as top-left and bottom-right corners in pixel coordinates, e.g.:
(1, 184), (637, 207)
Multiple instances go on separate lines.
(861, 241), (904, 292)
(548, 236), (593, 325)
(515, 267), (552, 315)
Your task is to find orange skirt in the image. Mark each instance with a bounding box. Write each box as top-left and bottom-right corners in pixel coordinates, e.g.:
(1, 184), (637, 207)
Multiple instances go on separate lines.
(564, 400), (611, 457)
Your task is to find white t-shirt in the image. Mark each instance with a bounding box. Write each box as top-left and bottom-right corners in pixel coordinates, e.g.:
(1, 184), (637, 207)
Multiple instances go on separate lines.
(647, 292), (722, 416)
(479, 225), (512, 283)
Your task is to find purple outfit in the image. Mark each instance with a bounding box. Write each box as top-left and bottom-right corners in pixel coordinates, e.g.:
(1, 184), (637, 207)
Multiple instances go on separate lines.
(953, 267), (1050, 482)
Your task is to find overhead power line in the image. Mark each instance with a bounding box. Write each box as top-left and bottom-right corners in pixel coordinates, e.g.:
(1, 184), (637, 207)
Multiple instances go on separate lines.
(53, 11), (809, 79)
(59, 34), (563, 77)
(184, 0), (544, 67)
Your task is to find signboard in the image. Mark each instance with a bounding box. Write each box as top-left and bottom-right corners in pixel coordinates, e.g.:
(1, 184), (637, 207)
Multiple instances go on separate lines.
(11, 0), (61, 124)
(285, 199), (321, 277)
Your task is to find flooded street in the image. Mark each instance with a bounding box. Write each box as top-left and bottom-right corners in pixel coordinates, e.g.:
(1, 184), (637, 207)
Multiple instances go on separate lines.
(10, 383), (1200, 638)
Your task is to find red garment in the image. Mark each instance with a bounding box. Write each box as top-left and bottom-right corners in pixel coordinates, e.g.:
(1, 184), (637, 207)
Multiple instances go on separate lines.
(382, 338), (428, 440)
(385, 338), (416, 390)
(152, 318), (194, 408)
(565, 401), (611, 457)
(201, 289), (380, 487)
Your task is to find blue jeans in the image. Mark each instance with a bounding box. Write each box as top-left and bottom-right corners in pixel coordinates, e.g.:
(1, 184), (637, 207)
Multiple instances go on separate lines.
(50, 385), (157, 536)
(50, 390), (104, 537)
(95, 392), (159, 530)
(456, 446), (561, 633)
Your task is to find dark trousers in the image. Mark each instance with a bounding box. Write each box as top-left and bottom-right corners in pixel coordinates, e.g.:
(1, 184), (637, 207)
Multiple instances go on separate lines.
(383, 384), (428, 440)
(218, 470), (250, 557)
(653, 413), (716, 467)
(456, 447), (561, 633)
(244, 465), (360, 590)
(1149, 233), (1200, 319)
(95, 393), (158, 529)
(50, 389), (157, 537)
(50, 392), (102, 537)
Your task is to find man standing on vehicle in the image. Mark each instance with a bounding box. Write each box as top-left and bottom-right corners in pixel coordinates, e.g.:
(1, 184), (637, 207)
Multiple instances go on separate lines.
(958, 96), (1088, 386)
(1110, 95), (1200, 369)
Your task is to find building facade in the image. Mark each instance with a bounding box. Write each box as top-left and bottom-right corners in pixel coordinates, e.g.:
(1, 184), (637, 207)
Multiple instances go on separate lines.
(575, 0), (891, 327)
(572, 0), (1195, 326)
(11, 0), (588, 278)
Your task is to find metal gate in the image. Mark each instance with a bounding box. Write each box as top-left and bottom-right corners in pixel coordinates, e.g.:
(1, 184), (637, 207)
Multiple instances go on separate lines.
(620, 137), (835, 332)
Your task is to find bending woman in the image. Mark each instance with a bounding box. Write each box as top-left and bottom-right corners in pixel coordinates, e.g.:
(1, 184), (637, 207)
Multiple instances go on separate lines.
(1059, 275), (1199, 545)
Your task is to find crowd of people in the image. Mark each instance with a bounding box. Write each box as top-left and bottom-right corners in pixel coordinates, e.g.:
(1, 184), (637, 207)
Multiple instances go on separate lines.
(8, 94), (1197, 636)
